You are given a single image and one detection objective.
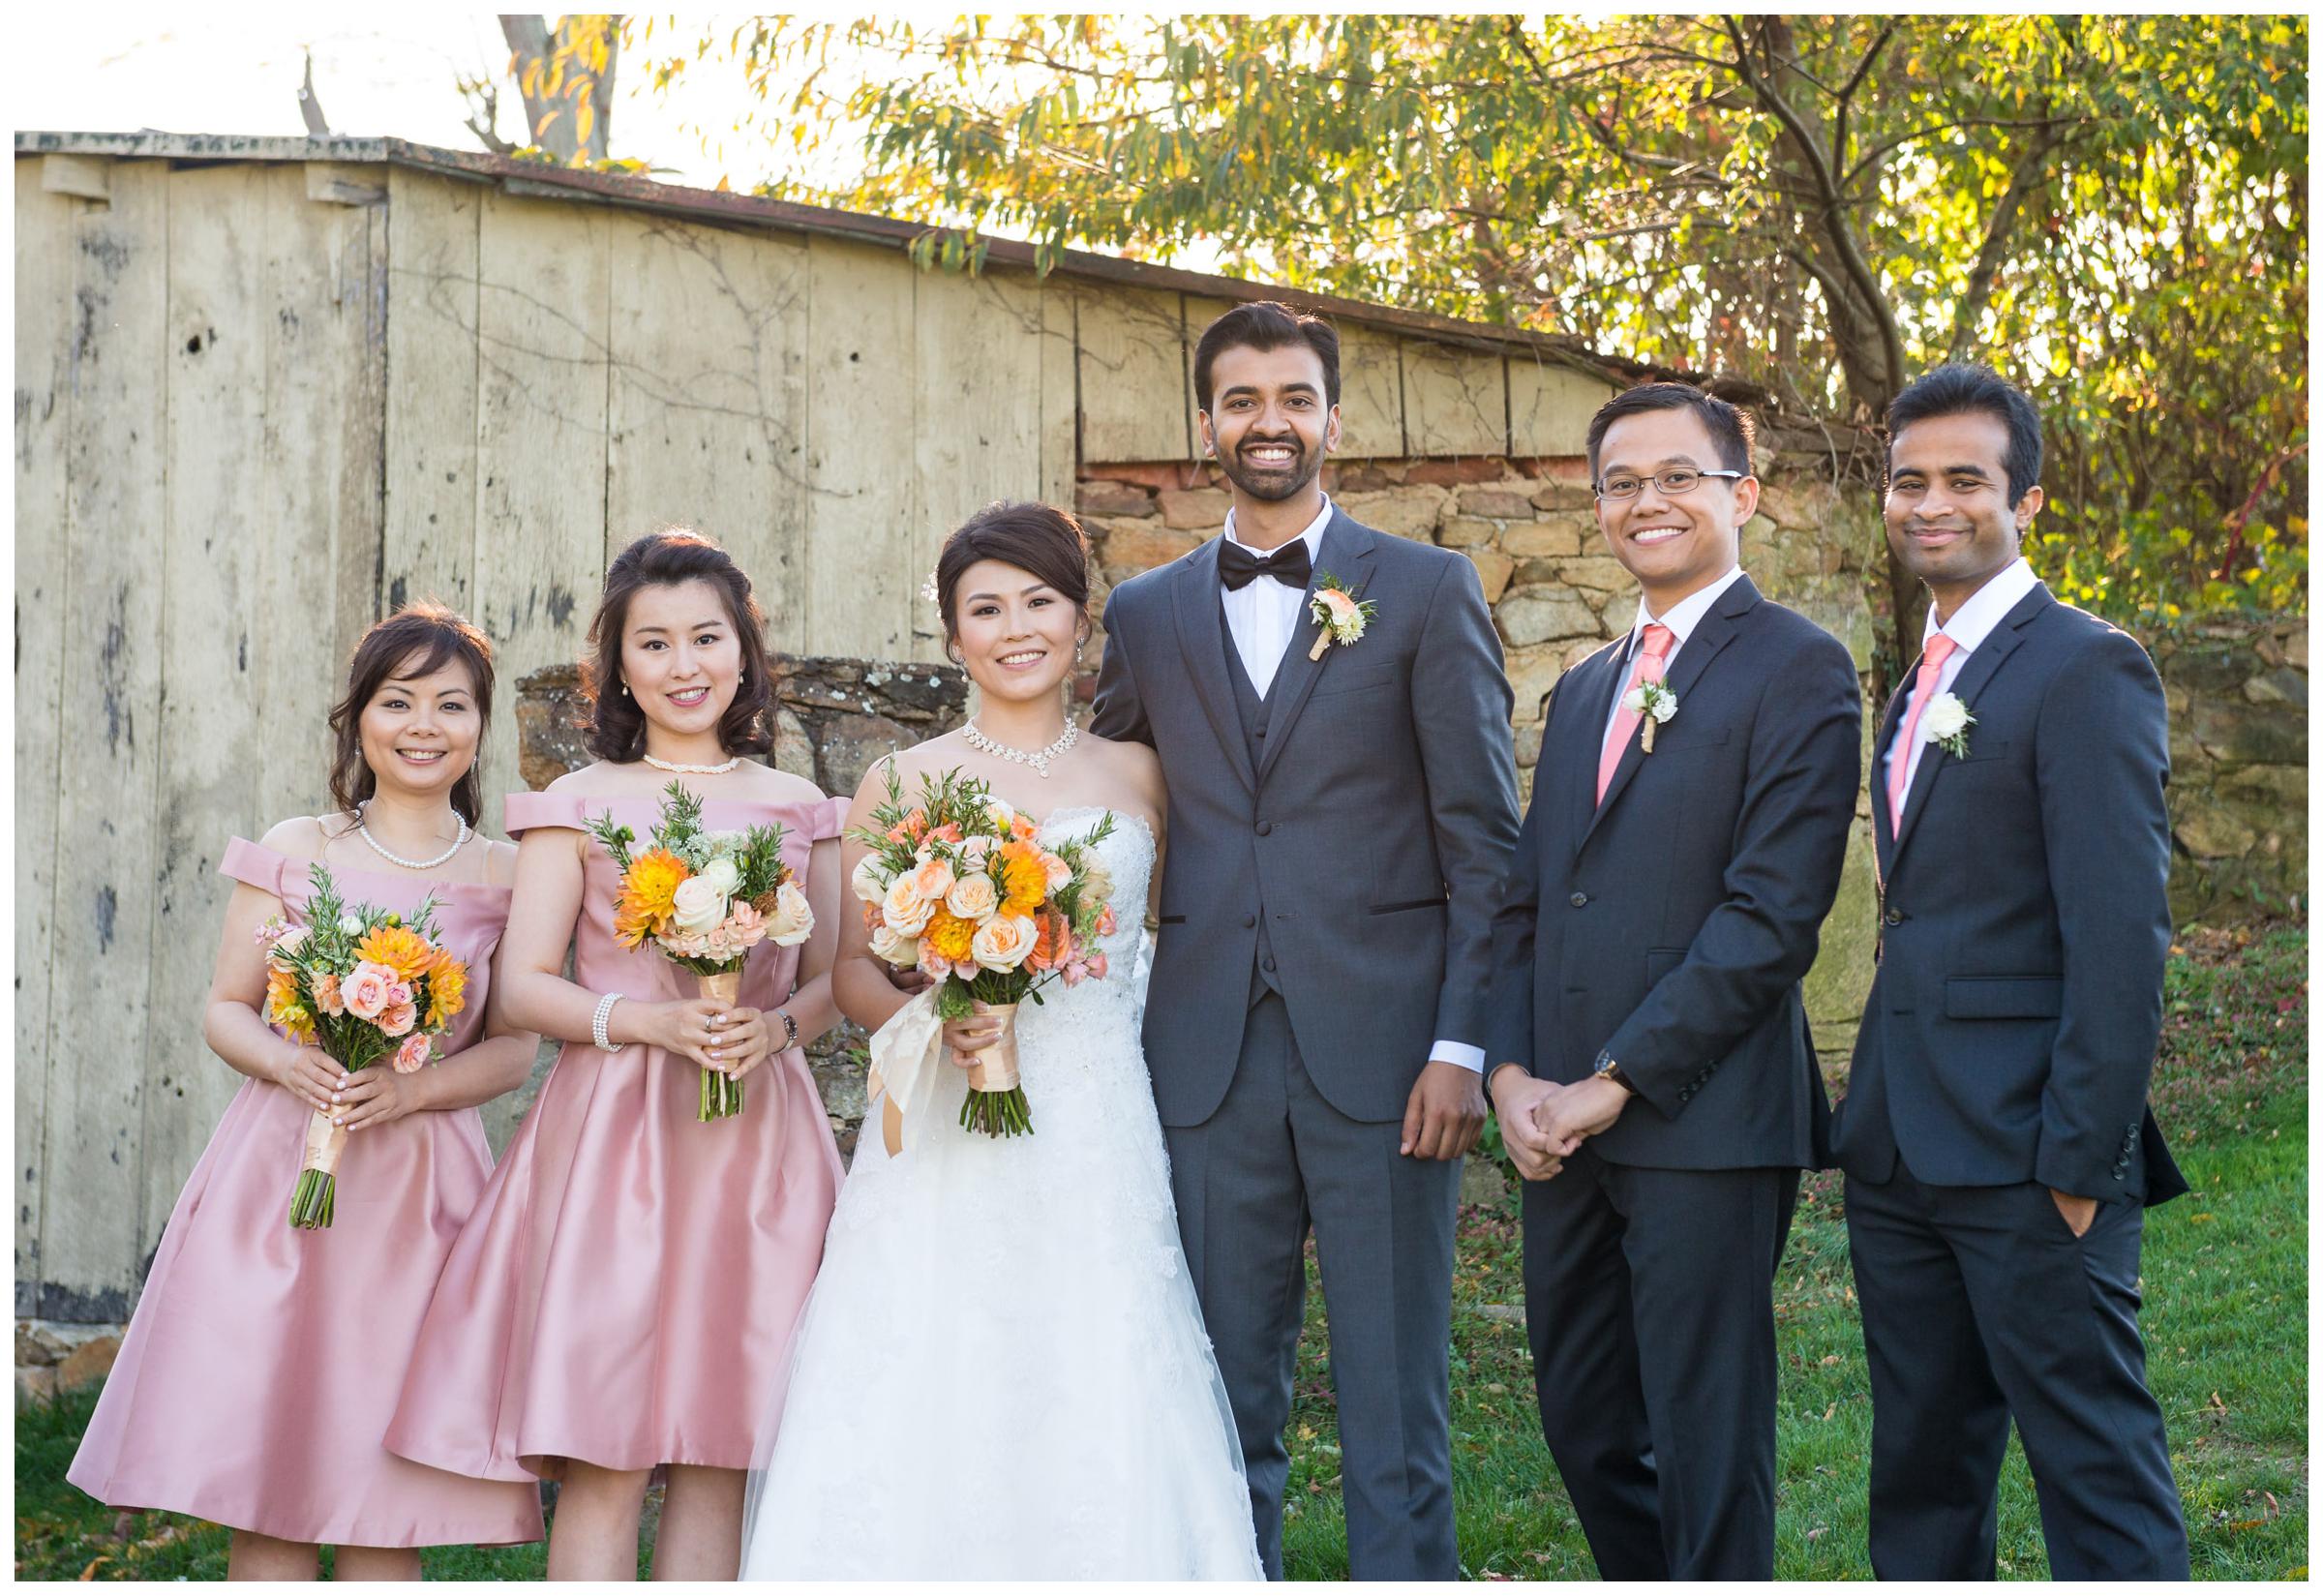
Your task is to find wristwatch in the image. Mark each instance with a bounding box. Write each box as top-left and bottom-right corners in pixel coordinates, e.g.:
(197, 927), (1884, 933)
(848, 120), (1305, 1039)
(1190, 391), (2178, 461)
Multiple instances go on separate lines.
(1592, 1050), (1637, 1096)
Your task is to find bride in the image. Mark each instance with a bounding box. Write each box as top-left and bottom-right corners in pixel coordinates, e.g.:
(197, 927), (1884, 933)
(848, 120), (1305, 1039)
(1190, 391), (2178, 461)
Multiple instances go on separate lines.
(739, 502), (1262, 1580)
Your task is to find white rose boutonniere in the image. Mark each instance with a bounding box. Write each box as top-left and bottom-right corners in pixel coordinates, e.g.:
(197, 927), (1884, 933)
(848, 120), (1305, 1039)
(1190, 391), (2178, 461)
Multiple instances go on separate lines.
(1307, 571), (1378, 661)
(1621, 679), (1680, 753)
(1920, 691), (1975, 761)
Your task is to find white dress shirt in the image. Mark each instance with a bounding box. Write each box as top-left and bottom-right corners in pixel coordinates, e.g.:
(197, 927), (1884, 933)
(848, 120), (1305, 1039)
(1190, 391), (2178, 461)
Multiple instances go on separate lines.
(1882, 557), (2040, 799)
(1599, 566), (1749, 746)
(1220, 496), (1335, 697)
(1218, 495), (1485, 1075)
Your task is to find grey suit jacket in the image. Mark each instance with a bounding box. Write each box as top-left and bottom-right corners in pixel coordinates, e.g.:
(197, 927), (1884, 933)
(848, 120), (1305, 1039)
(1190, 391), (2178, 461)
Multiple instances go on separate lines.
(1091, 507), (1520, 1126)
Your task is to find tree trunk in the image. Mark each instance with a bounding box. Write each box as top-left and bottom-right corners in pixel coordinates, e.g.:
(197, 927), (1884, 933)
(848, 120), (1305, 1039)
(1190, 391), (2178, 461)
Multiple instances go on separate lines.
(499, 14), (619, 163)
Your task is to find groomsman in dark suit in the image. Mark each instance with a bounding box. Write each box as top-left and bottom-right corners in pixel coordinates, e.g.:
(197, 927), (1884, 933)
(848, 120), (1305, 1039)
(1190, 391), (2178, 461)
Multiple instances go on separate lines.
(1830, 364), (2190, 1579)
(1487, 382), (1861, 1579)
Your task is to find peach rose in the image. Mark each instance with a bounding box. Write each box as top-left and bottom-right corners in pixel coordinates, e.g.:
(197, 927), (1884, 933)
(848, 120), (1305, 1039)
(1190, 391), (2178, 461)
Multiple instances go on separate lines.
(312, 971), (347, 1017)
(883, 874), (936, 936)
(379, 997), (418, 1038)
(957, 834), (993, 872)
(766, 882), (814, 948)
(905, 854), (955, 902)
(969, 913), (1038, 973)
(1039, 851), (1072, 893)
(670, 875), (729, 937)
(1086, 949), (1109, 980)
(1317, 587), (1359, 622)
(916, 940), (955, 980)
(265, 923), (310, 970)
(342, 962), (397, 1021)
(393, 1033), (433, 1073)
(1096, 905), (1118, 938)
(944, 873), (999, 920)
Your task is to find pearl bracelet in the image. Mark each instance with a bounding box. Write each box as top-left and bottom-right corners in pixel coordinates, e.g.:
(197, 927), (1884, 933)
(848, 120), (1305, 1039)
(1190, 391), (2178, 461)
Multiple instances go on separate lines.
(591, 991), (624, 1053)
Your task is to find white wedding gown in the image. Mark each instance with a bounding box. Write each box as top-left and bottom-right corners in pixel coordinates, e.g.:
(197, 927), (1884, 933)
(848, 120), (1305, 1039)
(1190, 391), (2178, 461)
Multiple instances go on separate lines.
(739, 809), (1263, 1581)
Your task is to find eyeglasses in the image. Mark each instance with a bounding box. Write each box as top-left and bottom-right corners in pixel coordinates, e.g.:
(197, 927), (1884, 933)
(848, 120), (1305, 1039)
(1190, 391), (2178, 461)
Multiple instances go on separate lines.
(1593, 467), (1745, 500)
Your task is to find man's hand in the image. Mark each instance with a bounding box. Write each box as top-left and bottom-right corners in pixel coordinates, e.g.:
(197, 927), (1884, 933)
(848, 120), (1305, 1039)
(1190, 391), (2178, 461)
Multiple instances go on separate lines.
(1401, 1059), (1487, 1159)
(1487, 1068), (1567, 1182)
(1536, 1074), (1631, 1151)
(2050, 1188), (2097, 1238)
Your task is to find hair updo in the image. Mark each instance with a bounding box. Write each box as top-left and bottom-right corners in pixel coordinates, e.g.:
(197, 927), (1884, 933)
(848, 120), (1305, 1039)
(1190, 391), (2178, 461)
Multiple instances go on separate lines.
(933, 501), (1093, 650)
(329, 603), (496, 826)
(580, 527), (777, 763)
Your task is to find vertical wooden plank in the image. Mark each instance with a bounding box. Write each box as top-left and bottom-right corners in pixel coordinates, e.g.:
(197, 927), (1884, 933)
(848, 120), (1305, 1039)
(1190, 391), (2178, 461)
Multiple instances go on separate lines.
(1075, 285), (1187, 464)
(1036, 279), (1078, 511)
(382, 166), (480, 616)
(1335, 323), (1406, 460)
(1403, 341), (1508, 457)
(914, 266), (1046, 652)
(40, 159), (170, 1318)
(15, 158), (76, 1312)
(1509, 356), (1615, 459)
(141, 165), (274, 1260)
(605, 214), (809, 657)
(802, 235), (918, 660)
(471, 189), (612, 807)
(1180, 293), (1238, 455)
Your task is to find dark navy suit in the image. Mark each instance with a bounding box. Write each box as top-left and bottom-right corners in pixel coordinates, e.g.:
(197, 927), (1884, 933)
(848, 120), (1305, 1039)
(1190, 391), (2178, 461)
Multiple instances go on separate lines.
(1830, 577), (2190, 1579)
(1489, 574), (1861, 1579)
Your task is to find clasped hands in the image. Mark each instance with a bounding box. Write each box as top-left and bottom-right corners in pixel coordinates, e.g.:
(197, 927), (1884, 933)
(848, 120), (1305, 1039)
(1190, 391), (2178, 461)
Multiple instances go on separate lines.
(1488, 1068), (1633, 1182)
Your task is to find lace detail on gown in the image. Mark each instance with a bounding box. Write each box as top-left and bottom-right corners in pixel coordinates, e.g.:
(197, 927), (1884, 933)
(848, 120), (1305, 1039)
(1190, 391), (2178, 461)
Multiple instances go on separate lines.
(739, 809), (1261, 1581)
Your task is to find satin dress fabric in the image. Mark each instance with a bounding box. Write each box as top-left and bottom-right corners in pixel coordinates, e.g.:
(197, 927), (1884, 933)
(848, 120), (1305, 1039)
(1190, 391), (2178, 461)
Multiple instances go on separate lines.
(67, 838), (545, 1549)
(384, 791), (846, 1481)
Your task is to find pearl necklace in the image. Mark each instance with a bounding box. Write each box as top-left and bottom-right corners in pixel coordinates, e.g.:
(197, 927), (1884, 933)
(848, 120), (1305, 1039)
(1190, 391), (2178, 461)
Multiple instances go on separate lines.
(642, 752), (741, 775)
(356, 805), (470, 871)
(962, 717), (1077, 778)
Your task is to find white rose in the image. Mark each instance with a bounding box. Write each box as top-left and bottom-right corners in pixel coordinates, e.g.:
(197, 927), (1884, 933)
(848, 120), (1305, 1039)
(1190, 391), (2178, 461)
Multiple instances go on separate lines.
(945, 873), (1000, 920)
(700, 855), (742, 898)
(969, 913), (1039, 972)
(339, 915), (364, 935)
(850, 852), (893, 905)
(670, 875), (729, 936)
(1920, 693), (1971, 742)
(267, 923), (310, 970)
(765, 882), (815, 948)
(985, 797), (1015, 828)
(882, 874), (936, 936)
(868, 922), (919, 968)
(1076, 853), (1115, 908)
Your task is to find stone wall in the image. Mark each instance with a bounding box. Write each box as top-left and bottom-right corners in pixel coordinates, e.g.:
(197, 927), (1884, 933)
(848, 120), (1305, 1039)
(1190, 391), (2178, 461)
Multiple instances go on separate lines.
(2156, 620), (2308, 924)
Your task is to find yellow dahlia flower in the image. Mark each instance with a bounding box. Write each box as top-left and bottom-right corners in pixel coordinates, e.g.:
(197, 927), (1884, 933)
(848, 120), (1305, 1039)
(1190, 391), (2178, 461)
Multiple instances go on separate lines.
(355, 923), (436, 981)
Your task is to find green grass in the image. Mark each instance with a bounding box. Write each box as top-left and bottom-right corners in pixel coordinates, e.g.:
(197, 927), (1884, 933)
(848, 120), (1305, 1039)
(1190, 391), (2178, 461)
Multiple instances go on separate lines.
(17, 928), (2307, 1580)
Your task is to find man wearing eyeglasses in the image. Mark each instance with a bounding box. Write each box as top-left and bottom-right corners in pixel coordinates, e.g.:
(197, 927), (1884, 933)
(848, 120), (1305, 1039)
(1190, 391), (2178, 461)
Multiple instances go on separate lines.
(1484, 382), (1861, 1578)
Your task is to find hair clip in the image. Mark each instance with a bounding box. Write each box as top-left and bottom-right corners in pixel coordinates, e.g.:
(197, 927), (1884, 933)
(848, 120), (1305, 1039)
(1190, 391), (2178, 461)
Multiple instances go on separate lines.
(919, 570), (941, 606)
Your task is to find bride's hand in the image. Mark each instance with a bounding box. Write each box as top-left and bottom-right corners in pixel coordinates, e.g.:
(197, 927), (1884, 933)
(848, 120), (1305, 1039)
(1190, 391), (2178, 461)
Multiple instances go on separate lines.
(942, 1011), (1006, 1069)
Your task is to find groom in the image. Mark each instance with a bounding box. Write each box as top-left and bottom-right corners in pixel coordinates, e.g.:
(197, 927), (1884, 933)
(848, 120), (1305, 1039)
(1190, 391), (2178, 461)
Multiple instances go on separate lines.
(1092, 301), (1519, 1580)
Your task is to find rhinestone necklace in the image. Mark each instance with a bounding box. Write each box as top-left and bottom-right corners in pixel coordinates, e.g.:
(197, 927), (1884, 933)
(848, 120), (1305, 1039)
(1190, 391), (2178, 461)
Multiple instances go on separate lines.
(962, 717), (1077, 778)
(642, 752), (741, 775)
(356, 804), (470, 871)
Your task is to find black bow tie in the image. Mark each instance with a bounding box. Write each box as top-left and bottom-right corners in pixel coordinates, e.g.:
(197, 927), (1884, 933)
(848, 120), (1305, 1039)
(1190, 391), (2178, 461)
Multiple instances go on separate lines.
(1218, 538), (1312, 592)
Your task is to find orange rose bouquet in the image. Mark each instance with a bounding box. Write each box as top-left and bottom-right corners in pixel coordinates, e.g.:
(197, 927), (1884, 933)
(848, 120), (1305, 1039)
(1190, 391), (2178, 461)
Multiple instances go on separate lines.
(256, 865), (467, 1229)
(850, 767), (1117, 1137)
(586, 780), (813, 1122)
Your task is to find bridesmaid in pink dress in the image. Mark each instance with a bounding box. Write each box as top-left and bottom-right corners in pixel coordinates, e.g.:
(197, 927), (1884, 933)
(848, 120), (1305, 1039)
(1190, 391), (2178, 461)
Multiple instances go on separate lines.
(67, 605), (546, 1579)
(385, 529), (846, 1580)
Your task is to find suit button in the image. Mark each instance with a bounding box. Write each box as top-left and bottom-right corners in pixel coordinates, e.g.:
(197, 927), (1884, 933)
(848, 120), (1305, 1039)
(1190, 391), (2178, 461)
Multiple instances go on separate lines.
(1241, 913), (1256, 929)
(1883, 907), (1906, 926)
(1262, 955), (1277, 973)
(2112, 1170), (2127, 1182)
(1569, 891), (1589, 909)
(1256, 821), (1273, 836)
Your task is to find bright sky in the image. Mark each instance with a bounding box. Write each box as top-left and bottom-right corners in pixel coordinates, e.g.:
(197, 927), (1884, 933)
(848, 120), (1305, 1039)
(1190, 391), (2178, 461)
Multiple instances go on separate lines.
(11, 9), (795, 191)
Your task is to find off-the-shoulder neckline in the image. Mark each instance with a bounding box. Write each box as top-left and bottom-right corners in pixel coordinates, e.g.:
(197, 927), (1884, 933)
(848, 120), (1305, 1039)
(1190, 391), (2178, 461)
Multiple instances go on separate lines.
(231, 836), (514, 896)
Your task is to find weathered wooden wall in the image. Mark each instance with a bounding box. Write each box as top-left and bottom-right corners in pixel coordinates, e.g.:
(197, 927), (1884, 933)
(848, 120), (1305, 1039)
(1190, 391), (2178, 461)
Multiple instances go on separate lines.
(14, 149), (1619, 1319)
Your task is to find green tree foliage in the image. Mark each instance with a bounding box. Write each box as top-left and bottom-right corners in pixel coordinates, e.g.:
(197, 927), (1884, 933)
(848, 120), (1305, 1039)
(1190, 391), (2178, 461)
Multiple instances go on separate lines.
(642, 15), (2305, 637)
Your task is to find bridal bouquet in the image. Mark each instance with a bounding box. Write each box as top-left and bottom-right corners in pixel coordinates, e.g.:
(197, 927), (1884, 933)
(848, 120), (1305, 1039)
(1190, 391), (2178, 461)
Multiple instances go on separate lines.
(587, 780), (814, 1121)
(256, 866), (467, 1228)
(850, 766), (1117, 1137)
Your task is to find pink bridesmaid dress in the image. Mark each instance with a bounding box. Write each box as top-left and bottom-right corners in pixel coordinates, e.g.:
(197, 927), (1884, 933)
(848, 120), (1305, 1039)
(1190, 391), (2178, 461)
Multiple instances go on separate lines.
(384, 790), (846, 1481)
(67, 837), (546, 1549)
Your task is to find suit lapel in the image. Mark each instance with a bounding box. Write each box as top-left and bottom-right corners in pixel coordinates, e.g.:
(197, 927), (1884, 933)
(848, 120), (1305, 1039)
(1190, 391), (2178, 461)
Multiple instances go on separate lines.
(1870, 677), (1911, 880)
(1579, 577), (1761, 853)
(1890, 583), (2053, 860)
(1253, 511), (1377, 789)
(1171, 540), (1257, 796)
(1563, 643), (1627, 858)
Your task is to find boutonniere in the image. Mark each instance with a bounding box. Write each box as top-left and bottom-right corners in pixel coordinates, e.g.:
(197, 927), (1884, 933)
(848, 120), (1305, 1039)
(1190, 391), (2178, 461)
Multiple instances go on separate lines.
(1307, 571), (1377, 661)
(1920, 691), (1975, 760)
(1623, 680), (1678, 752)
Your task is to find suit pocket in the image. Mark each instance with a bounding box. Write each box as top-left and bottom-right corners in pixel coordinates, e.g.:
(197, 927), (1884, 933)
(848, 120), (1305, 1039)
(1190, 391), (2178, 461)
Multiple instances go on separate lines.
(1945, 975), (2064, 1019)
(1645, 947), (1686, 986)
(1158, 914), (1188, 925)
(1651, 724), (1732, 756)
(1949, 738), (2013, 765)
(1309, 662), (1398, 700)
(1369, 896), (1446, 917)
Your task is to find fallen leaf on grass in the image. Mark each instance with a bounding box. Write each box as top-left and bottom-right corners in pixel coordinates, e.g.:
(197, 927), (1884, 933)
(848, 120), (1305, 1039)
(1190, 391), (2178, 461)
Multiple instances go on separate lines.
(77, 1557), (110, 1581)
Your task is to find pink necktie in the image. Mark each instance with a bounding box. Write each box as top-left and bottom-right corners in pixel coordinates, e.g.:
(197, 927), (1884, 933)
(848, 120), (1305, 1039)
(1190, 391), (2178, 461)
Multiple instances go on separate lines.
(1886, 633), (1960, 835)
(1597, 623), (1676, 804)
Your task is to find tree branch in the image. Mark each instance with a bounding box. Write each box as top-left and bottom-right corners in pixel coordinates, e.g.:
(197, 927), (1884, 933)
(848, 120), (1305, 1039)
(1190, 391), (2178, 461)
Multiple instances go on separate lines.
(1946, 115), (2065, 360)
